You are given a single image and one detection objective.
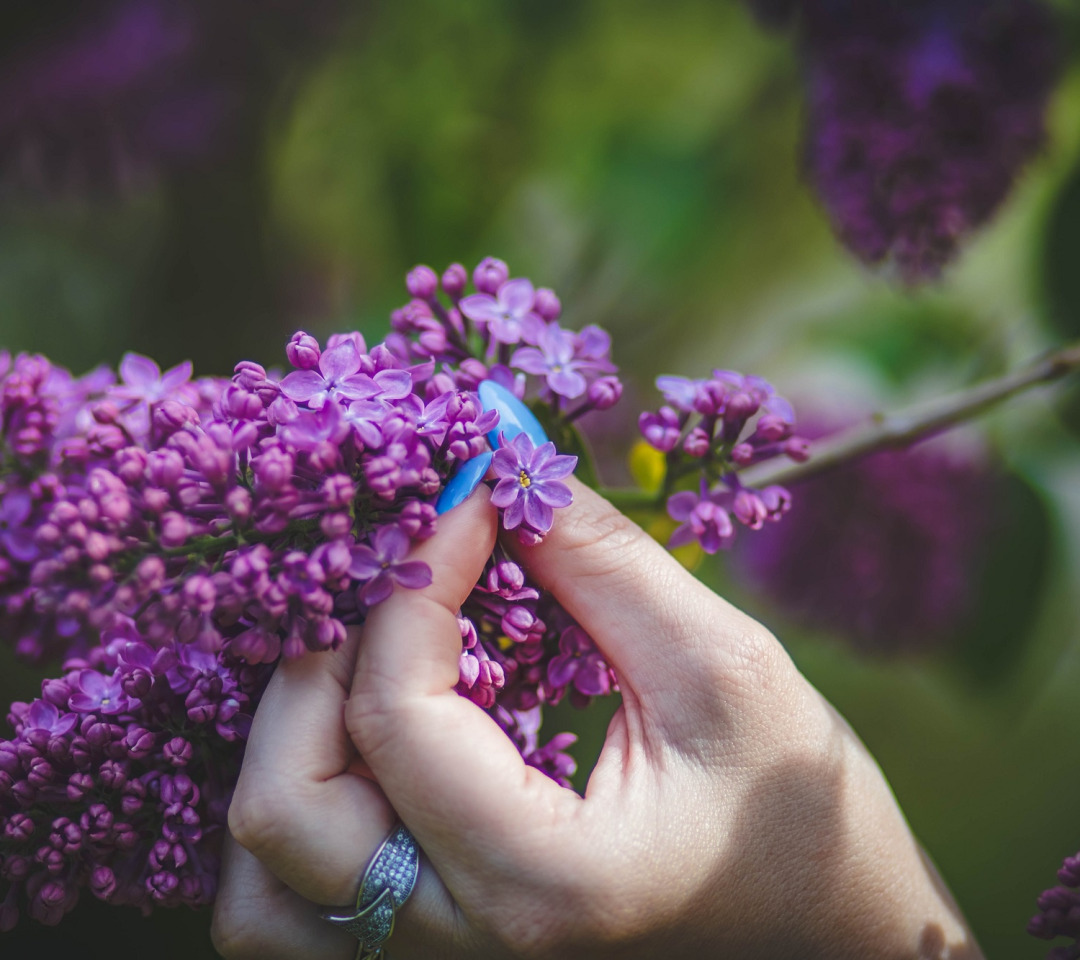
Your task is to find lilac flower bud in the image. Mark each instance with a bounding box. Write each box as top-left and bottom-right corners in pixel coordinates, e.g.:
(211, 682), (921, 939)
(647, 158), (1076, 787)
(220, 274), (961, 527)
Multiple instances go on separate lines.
(27, 757), (54, 788)
(147, 871), (179, 902)
(639, 407), (681, 453)
(35, 845), (65, 874)
(398, 500), (437, 540)
(233, 360), (269, 390)
(66, 772), (93, 801)
(90, 866), (117, 901)
(252, 447), (294, 492)
(4, 813), (34, 841)
(98, 759), (129, 790)
(154, 400), (198, 436)
(683, 427), (711, 458)
(320, 512), (352, 539)
(533, 288), (561, 321)
(32, 878), (67, 919)
(39, 679), (71, 708)
(49, 818), (82, 854)
(586, 376), (622, 411)
(731, 442), (755, 465)
(113, 445), (147, 483)
(135, 556), (166, 592)
(733, 489), (767, 530)
(406, 265), (439, 300)
(112, 822), (137, 849)
(473, 257), (509, 294)
(92, 401), (121, 424)
(140, 487), (170, 515)
(182, 576), (216, 614)
(286, 331), (321, 371)
(224, 487), (252, 523)
(229, 626), (280, 665)
(159, 512), (190, 549)
(3, 853), (31, 881)
(121, 778), (146, 815)
(123, 726), (155, 759)
(441, 263), (468, 298)
(783, 437), (810, 462)
(321, 474), (356, 509)
(164, 737), (193, 767)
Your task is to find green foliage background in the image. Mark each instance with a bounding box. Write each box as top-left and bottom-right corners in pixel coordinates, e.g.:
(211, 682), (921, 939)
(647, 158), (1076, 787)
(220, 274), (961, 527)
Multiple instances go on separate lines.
(2, 2), (1080, 957)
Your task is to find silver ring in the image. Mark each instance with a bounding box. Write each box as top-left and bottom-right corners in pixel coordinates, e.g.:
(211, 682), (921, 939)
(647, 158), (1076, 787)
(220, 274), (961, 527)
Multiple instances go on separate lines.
(319, 823), (419, 959)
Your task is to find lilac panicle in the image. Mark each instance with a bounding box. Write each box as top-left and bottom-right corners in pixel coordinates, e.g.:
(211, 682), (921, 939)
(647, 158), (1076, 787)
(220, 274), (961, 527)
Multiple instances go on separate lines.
(639, 370), (804, 553)
(0, 0), (344, 193)
(0, 257), (622, 930)
(1031, 848), (1080, 959)
(754, 0), (1061, 280)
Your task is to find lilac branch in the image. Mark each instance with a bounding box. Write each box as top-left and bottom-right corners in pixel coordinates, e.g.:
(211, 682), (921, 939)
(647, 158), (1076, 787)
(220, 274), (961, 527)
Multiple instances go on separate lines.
(739, 339), (1080, 489)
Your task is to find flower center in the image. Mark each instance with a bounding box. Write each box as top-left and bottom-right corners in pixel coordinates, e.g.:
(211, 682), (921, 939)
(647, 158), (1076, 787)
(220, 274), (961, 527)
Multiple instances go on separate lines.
(518, 470), (531, 489)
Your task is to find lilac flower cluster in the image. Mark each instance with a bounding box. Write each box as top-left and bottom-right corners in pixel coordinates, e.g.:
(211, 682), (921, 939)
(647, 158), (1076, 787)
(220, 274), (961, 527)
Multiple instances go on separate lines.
(0, 637), (263, 929)
(639, 372), (808, 553)
(0, 257), (623, 926)
(747, 0), (1060, 280)
(0, 0), (342, 192)
(1030, 850), (1080, 959)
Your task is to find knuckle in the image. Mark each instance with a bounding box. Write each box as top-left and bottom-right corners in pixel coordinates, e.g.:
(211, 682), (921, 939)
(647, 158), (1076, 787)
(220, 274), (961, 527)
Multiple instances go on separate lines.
(343, 681), (400, 763)
(227, 785), (299, 859)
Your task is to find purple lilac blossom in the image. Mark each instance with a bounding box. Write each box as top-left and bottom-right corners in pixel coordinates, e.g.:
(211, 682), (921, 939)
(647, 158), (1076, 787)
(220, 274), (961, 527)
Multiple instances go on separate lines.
(490, 432), (577, 540)
(734, 422), (993, 653)
(1030, 850), (1080, 959)
(0, 258), (625, 929)
(639, 369), (804, 553)
(748, 0), (1060, 280)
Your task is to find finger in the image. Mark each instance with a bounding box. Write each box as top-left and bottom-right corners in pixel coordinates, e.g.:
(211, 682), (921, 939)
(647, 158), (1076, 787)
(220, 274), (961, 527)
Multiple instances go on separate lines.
(507, 476), (774, 688)
(229, 629), (397, 906)
(346, 486), (580, 883)
(213, 836), (465, 960)
(212, 836), (355, 960)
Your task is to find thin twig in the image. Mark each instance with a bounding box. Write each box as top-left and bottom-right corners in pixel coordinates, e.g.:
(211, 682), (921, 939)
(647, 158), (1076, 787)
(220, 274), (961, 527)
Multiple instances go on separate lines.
(739, 339), (1080, 489)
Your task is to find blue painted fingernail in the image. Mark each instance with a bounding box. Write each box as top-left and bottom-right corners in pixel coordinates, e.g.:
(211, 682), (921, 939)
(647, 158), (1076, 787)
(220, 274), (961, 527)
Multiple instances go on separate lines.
(435, 451), (493, 515)
(478, 380), (548, 449)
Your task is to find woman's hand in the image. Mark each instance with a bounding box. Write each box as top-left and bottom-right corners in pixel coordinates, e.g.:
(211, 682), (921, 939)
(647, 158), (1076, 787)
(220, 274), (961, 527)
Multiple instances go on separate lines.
(212, 479), (982, 959)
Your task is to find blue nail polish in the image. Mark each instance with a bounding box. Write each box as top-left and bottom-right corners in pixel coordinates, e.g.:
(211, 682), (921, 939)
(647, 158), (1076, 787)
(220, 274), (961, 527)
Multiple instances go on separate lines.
(478, 380), (548, 449)
(435, 451), (493, 515)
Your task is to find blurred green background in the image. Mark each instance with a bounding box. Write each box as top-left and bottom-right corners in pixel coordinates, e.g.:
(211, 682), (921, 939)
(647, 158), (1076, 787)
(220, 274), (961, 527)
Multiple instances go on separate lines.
(2, 1), (1080, 957)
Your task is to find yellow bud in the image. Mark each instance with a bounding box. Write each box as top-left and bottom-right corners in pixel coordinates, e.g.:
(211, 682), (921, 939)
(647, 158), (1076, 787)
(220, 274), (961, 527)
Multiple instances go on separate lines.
(628, 440), (666, 495)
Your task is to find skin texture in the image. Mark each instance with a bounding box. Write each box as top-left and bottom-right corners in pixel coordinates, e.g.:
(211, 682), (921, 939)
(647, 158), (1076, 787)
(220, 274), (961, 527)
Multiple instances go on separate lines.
(213, 479), (984, 960)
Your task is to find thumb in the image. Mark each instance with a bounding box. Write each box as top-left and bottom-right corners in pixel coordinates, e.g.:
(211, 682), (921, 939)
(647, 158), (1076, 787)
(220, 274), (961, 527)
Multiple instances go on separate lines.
(345, 486), (578, 882)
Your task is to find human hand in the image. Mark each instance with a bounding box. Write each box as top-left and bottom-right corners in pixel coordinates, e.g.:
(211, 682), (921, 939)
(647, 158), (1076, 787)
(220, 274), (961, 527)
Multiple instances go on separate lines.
(213, 479), (983, 960)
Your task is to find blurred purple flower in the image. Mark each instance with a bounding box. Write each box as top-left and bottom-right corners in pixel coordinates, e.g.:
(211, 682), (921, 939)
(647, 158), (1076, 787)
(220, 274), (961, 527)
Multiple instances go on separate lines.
(0, 0), (343, 192)
(0, 491), (38, 562)
(1030, 849), (1080, 958)
(795, 0), (1060, 280)
(735, 427), (994, 653)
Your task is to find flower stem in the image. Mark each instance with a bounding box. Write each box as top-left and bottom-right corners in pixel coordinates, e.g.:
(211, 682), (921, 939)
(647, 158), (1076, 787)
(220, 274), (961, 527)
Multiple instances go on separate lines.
(740, 339), (1080, 489)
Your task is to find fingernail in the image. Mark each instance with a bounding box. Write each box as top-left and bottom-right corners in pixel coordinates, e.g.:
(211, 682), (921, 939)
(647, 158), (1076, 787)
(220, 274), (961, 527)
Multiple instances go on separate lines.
(435, 451), (493, 515)
(478, 380), (548, 449)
